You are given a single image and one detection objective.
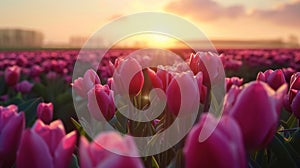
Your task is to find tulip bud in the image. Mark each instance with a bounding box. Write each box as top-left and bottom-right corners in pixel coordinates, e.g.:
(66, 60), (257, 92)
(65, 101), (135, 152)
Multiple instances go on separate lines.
(166, 71), (199, 116)
(5, 65), (21, 86)
(113, 57), (144, 96)
(16, 120), (77, 168)
(15, 80), (33, 94)
(225, 77), (243, 92)
(291, 92), (300, 119)
(0, 105), (25, 167)
(87, 84), (115, 121)
(37, 102), (53, 124)
(226, 81), (287, 150)
(79, 131), (144, 168)
(72, 69), (101, 98)
(256, 69), (286, 90)
(184, 113), (246, 168)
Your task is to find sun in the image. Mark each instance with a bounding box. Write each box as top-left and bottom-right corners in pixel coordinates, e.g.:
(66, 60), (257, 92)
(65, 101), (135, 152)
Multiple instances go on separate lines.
(115, 34), (177, 48)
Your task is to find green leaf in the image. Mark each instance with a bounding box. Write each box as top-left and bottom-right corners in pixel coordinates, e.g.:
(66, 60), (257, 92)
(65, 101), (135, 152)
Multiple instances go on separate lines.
(69, 154), (79, 168)
(286, 114), (297, 129)
(71, 118), (92, 141)
(152, 156), (160, 168)
(290, 128), (300, 156)
(268, 133), (297, 168)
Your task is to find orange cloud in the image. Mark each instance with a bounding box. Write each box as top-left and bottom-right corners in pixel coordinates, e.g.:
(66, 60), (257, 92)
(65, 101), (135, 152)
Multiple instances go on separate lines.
(164, 0), (245, 21)
(252, 1), (300, 27)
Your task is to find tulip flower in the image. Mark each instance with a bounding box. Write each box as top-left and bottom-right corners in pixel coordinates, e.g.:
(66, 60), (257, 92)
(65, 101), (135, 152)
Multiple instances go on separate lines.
(30, 65), (43, 78)
(37, 102), (54, 124)
(225, 81), (287, 150)
(72, 69), (101, 97)
(289, 72), (300, 118)
(0, 105), (25, 168)
(79, 131), (143, 168)
(5, 65), (21, 86)
(256, 69), (286, 90)
(166, 71), (199, 116)
(87, 84), (115, 121)
(113, 57), (144, 96)
(184, 113), (246, 168)
(15, 80), (33, 94)
(225, 77), (243, 92)
(291, 92), (300, 118)
(16, 119), (76, 168)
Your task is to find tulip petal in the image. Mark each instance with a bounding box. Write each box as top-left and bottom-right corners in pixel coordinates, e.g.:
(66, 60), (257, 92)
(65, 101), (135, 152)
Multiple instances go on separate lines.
(16, 129), (53, 168)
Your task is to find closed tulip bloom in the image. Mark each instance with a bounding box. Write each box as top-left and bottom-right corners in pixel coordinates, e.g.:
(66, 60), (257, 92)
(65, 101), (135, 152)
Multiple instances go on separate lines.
(257, 69), (286, 90)
(87, 84), (115, 121)
(80, 131), (143, 168)
(5, 65), (21, 86)
(226, 81), (287, 150)
(184, 113), (246, 168)
(113, 57), (144, 96)
(291, 92), (300, 119)
(225, 77), (243, 92)
(15, 80), (33, 94)
(290, 72), (300, 90)
(0, 105), (25, 168)
(16, 119), (76, 168)
(37, 102), (54, 124)
(166, 71), (199, 116)
(72, 69), (101, 97)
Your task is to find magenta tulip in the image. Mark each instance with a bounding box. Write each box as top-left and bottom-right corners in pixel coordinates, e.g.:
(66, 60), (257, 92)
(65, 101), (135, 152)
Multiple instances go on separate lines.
(15, 80), (33, 94)
(113, 57), (144, 96)
(166, 71), (199, 116)
(291, 92), (300, 118)
(290, 72), (300, 90)
(5, 65), (21, 86)
(0, 105), (25, 168)
(79, 131), (143, 168)
(225, 77), (243, 92)
(257, 69), (286, 90)
(16, 119), (76, 168)
(226, 81), (287, 150)
(72, 69), (101, 97)
(37, 102), (54, 124)
(87, 84), (115, 121)
(184, 113), (246, 168)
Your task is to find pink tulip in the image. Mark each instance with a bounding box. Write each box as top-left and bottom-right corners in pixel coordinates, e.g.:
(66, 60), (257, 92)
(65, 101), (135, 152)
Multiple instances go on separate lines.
(225, 77), (243, 92)
(30, 65), (43, 77)
(37, 102), (54, 124)
(79, 131), (143, 168)
(113, 57), (144, 96)
(223, 85), (242, 114)
(87, 84), (115, 121)
(0, 105), (25, 168)
(16, 119), (76, 168)
(72, 69), (101, 97)
(5, 65), (21, 86)
(226, 81), (287, 150)
(291, 92), (300, 118)
(15, 80), (33, 94)
(166, 71), (199, 116)
(184, 113), (246, 168)
(257, 69), (286, 90)
(194, 72), (207, 104)
(290, 72), (300, 90)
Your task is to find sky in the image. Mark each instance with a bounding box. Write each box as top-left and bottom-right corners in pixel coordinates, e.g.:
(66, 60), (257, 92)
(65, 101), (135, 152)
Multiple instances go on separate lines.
(0, 0), (299, 46)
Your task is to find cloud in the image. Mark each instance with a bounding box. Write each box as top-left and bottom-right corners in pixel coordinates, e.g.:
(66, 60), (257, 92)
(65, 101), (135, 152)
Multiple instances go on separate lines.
(164, 0), (245, 21)
(164, 0), (300, 27)
(252, 1), (300, 27)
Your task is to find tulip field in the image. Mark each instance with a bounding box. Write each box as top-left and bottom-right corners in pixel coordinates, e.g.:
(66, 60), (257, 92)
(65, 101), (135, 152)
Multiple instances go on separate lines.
(0, 48), (300, 168)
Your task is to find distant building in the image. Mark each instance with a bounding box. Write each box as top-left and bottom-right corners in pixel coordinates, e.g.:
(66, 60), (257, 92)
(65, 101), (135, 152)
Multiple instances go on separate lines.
(0, 29), (44, 48)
